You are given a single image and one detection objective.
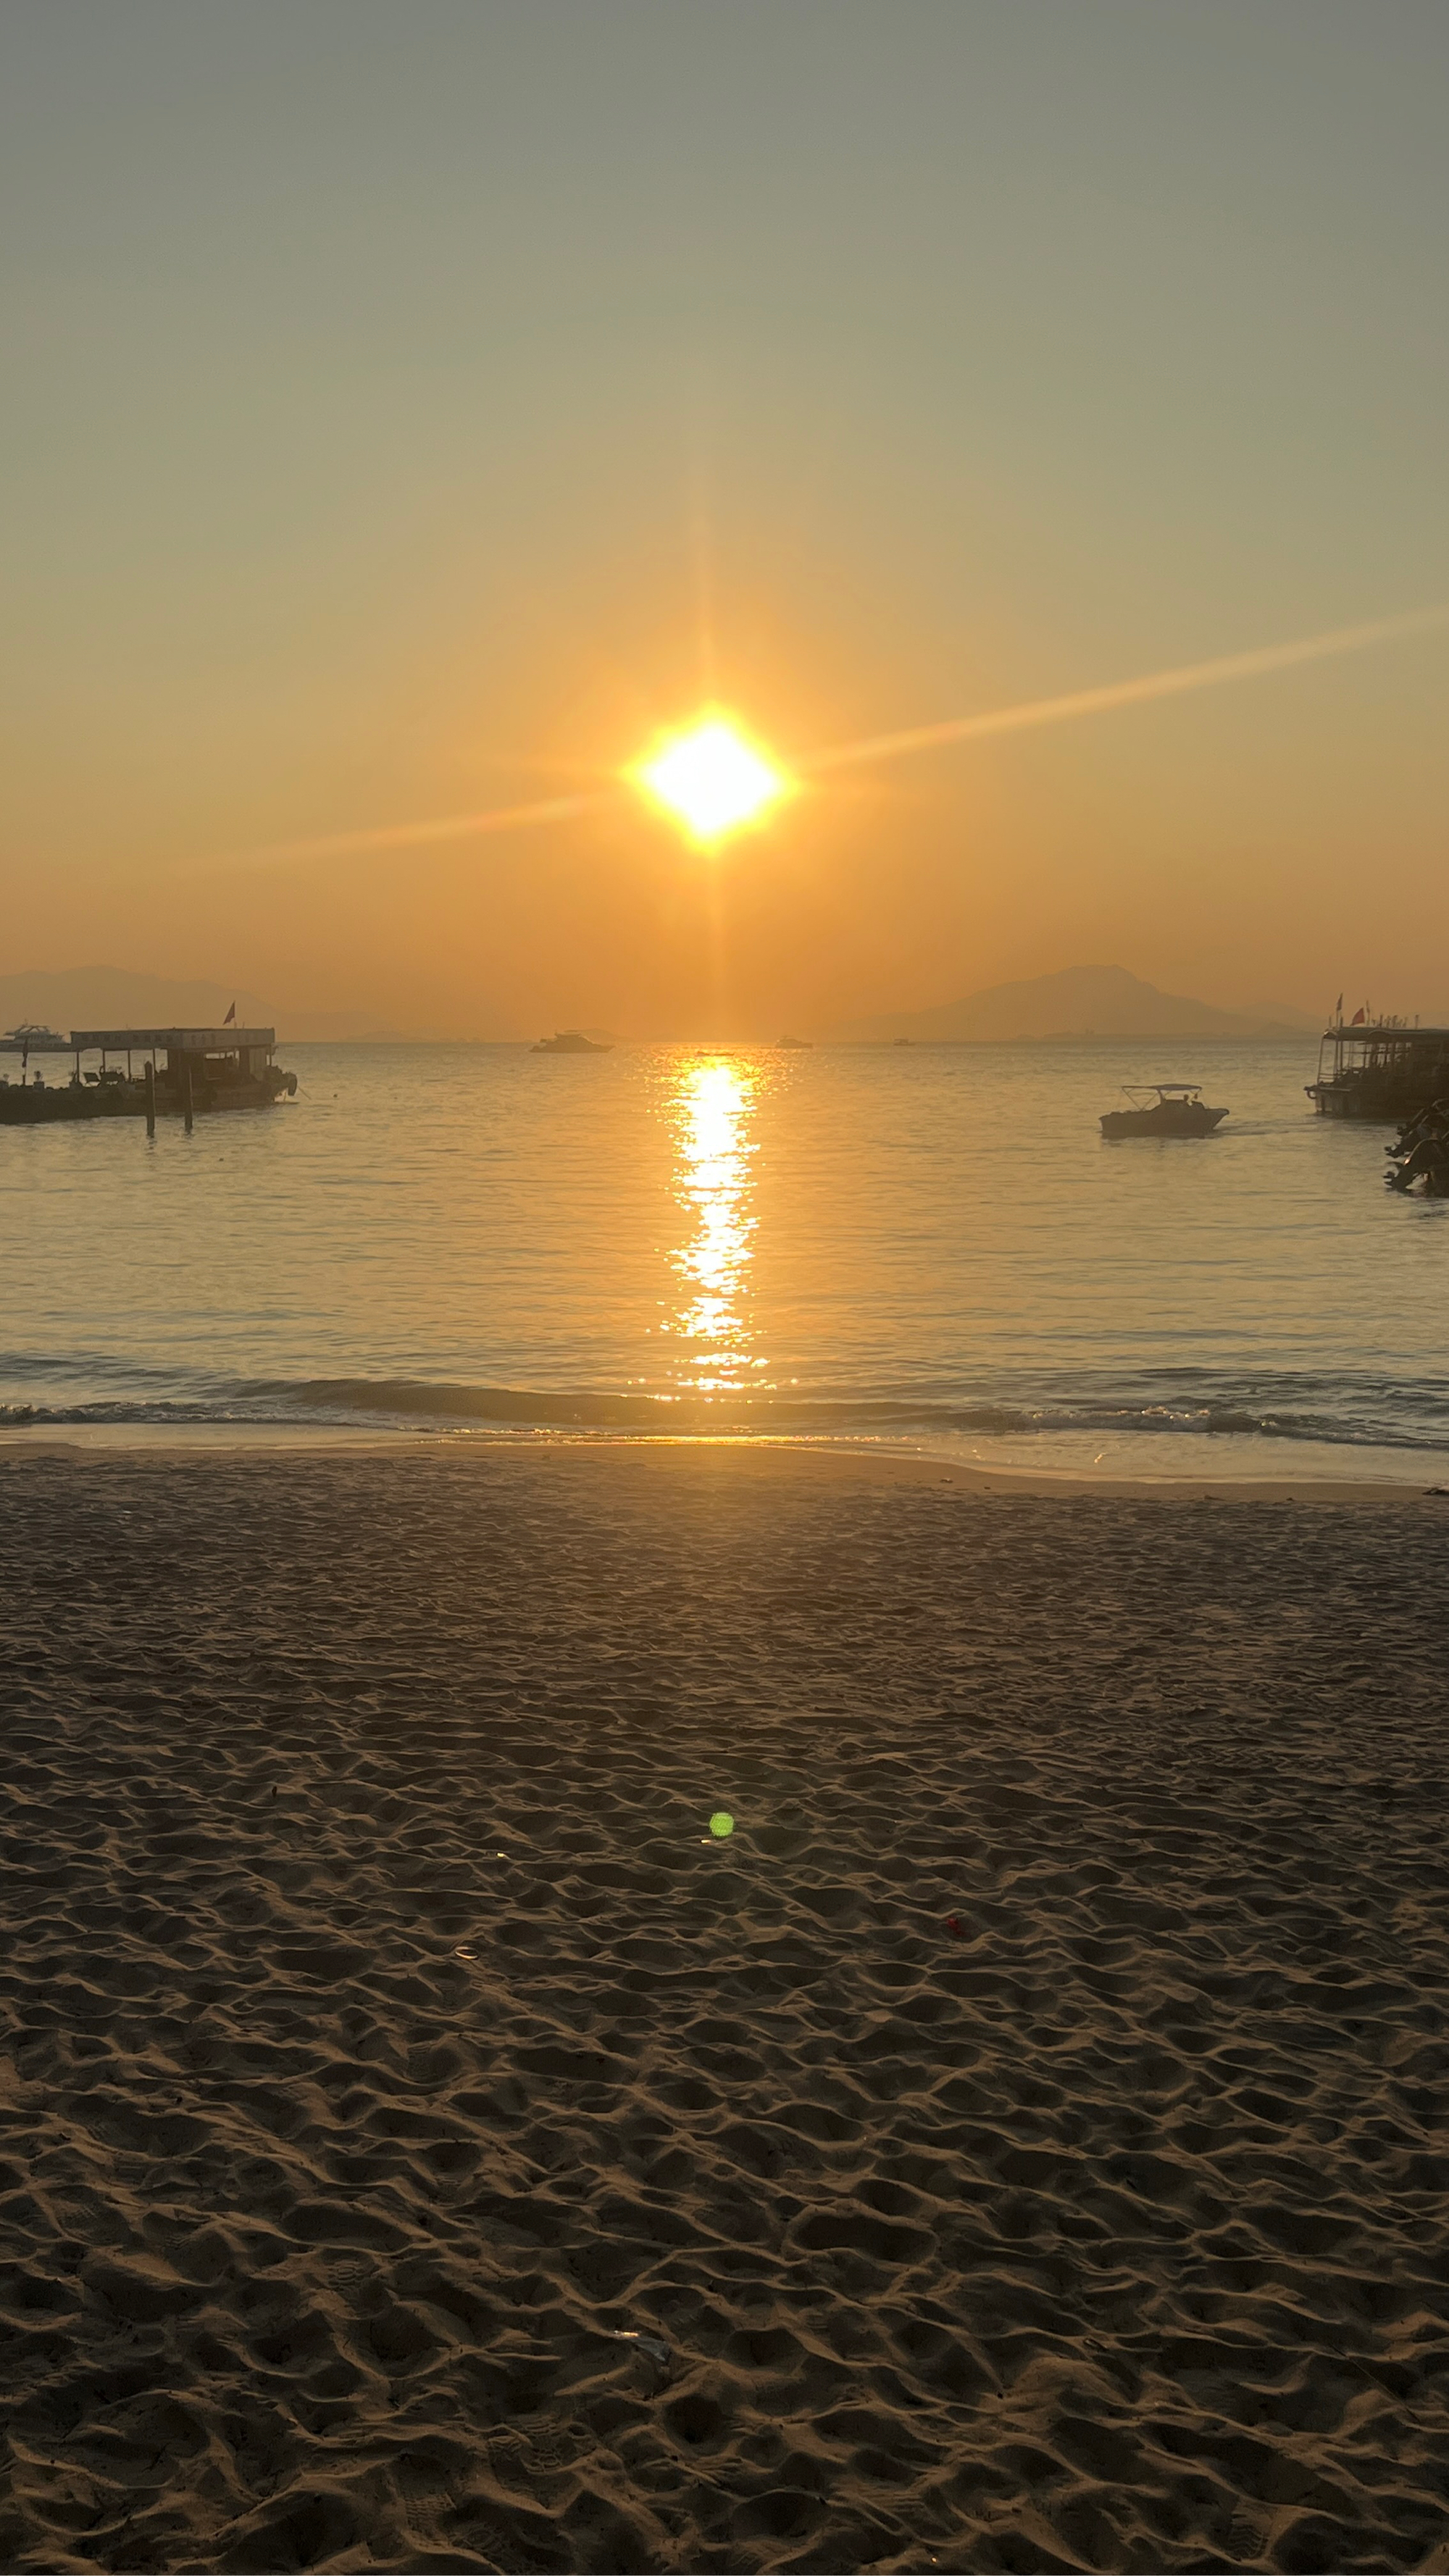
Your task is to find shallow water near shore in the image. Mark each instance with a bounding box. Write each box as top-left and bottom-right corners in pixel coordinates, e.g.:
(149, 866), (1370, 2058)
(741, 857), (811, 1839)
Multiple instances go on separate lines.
(2, 1035), (1446, 1481)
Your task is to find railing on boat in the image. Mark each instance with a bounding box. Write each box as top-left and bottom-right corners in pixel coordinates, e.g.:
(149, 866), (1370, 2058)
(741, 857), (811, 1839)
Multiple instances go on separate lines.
(1308, 1019), (1449, 1120)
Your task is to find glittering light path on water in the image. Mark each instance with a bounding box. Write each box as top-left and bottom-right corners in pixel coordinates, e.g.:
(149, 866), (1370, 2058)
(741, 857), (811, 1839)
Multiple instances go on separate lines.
(659, 1055), (767, 1396)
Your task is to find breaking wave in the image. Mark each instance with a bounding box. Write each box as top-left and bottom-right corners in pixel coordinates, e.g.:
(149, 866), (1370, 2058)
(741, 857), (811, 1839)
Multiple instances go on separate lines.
(4, 1366), (1449, 1455)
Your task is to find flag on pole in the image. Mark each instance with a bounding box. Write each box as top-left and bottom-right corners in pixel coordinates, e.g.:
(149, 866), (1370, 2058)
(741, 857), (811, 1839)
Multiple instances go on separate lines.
(1350, 1005), (1366, 1025)
(1335, 992), (1343, 1021)
(223, 1000), (236, 1025)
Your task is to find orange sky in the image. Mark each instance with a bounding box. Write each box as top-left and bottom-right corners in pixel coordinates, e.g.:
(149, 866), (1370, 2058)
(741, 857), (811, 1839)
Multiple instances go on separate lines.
(4, 2), (1448, 1035)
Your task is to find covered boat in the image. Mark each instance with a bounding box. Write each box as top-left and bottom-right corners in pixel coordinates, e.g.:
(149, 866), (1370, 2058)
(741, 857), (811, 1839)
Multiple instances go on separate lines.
(0, 1025), (296, 1124)
(1099, 1083), (1228, 1139)
(1306, 1017), (1449, 1121)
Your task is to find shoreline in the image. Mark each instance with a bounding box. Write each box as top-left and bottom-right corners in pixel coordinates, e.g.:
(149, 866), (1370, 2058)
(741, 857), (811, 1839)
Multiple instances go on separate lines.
(1, 1415), (1446, 1505)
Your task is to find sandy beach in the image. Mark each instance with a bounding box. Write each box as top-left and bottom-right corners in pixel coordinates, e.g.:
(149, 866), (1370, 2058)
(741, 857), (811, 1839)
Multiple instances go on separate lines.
(1, 1441), (1445, 2574)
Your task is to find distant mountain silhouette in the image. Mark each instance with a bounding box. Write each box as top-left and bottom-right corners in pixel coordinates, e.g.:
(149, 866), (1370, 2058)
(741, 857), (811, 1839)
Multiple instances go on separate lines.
(0, 966), (275, 1035)
(0, 969), (414, 1042)
(832, 965), (1316, 1043)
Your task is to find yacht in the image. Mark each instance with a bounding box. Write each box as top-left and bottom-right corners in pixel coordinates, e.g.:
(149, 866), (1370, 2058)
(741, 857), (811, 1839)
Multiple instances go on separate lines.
(1099, 1083), (1228, 1139)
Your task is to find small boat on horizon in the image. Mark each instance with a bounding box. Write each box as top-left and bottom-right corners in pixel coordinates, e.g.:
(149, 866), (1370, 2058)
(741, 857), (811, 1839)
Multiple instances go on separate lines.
(531, 1030), (612, 1054)
(778, 1034), (812, 1049)
(1099, 1083), (1228, 1139)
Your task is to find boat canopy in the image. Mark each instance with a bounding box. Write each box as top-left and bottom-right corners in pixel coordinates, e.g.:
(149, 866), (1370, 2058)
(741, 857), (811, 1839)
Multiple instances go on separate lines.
(1320, 1023), (1449, 1043)
(69, 1027), (275, 1053)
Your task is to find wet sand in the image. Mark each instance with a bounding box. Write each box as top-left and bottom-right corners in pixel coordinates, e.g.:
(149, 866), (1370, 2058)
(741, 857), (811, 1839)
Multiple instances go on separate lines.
(1, 1443), (1445, 2573)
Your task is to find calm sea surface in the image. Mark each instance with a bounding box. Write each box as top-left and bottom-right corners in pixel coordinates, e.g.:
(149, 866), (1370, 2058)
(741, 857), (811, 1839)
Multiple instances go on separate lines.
(4, 1038), (1447, 1481)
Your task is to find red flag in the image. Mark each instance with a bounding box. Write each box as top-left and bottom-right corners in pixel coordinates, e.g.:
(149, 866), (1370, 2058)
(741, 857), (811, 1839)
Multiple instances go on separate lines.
(223, 1000), (236, 1025)
(1350, 1005), (1366, 1025)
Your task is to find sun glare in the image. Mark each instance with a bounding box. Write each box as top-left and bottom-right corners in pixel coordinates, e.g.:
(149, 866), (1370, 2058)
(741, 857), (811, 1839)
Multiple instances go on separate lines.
(661, 1055), (767, 1390)
(630, 714), (792, 845)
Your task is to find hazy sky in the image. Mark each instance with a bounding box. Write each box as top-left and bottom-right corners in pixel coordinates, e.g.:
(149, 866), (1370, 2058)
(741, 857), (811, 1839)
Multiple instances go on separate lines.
(4, 0), (1447, 1034)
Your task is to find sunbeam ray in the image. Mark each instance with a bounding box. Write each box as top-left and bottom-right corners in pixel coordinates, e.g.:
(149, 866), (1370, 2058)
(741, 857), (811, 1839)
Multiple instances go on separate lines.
(215, 790), (613, 873)
(209, 601), (1448, 870)
(799, 603), (1449, 776)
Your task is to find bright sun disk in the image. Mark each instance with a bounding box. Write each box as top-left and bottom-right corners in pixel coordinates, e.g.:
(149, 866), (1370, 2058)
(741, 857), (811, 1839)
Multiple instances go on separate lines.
(630, 714), (791, 845)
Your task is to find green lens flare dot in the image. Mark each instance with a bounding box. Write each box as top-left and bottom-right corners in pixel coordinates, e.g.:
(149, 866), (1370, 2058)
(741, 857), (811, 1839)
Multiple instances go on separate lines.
(709, 1811), (735, 1839)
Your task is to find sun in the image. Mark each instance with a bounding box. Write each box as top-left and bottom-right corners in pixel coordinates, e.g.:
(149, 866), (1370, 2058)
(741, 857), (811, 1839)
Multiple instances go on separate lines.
(629, 712), (793, 845)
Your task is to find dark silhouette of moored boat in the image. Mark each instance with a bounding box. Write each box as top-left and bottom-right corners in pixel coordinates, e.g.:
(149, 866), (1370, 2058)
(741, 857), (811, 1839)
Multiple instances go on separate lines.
(0, 1024), (296, 1124)
(1099, 1083), (1228, 1139)
(531, 1030), (611, 1054)
(1307, 1015), (1449, 1120)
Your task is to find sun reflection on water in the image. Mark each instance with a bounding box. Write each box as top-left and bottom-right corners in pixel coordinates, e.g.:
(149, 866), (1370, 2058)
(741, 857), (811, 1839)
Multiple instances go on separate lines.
(660, 1055), (769, 1393)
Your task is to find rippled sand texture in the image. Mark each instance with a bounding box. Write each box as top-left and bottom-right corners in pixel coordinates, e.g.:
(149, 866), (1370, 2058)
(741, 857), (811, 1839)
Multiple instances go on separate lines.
(1, 1449), (1447, 2575)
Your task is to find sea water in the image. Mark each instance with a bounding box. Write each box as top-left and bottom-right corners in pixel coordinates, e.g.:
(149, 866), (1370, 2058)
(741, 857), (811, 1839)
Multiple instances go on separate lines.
(4, 1037), (1447, 1481)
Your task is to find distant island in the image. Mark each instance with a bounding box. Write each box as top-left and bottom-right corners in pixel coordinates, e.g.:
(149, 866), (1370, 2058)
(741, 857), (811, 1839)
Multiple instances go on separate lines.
(4, 960), (1336, 1050)
(0, 969), (412, 1045)
(0, 966), (274, 1037)
(829, 963), (1319, 1045)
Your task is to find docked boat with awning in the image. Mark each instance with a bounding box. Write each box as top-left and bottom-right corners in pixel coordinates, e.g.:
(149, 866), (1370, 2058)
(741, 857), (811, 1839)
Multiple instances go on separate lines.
(0, 1026), (296, 1124)
(1306, 1018), (1449, 1121)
